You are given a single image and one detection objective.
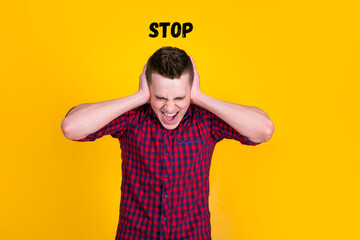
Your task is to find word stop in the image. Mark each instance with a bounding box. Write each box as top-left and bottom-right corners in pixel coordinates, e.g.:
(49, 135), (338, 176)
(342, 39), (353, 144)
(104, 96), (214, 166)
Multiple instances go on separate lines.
(149, 22), (193, 38)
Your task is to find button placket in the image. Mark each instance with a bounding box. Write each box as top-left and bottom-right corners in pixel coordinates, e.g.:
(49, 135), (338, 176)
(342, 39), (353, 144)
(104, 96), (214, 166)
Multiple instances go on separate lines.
(163, 131), (172, 216)
(161, 130), (169, 234)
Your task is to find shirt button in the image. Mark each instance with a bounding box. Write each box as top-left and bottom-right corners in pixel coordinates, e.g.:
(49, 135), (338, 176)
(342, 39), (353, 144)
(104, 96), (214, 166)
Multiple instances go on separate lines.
(164, 194), (168, 199)
(165, 173), (168, 177)
(163, 216), (167, 221)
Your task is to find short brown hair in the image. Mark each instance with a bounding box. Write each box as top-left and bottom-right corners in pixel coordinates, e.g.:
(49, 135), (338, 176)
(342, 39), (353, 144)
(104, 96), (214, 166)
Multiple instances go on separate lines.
(145, 46), (194, 86)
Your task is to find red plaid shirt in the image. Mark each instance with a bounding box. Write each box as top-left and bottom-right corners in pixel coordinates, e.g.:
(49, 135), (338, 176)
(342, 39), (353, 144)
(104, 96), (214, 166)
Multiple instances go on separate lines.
(66, 103), (261, 239)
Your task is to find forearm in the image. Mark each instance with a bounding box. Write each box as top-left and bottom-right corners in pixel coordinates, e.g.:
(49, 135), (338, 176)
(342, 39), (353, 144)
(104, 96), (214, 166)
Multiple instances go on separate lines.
(193, 93), (274, 143)
(61, 92), (147, 140)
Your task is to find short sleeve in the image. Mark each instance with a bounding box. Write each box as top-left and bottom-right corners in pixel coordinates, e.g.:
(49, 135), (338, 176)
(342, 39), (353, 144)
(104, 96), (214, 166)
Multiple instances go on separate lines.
(72, 109), (132, 142)
(208, 110), (262, 146)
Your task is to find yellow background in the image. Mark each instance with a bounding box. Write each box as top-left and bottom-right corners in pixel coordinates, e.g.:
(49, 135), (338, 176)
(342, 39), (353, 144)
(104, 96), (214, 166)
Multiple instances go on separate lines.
(1, 0), (359, 239)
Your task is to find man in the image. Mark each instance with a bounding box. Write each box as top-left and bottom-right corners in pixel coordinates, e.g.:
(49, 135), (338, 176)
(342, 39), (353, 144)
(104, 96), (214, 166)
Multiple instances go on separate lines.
(61, 46), (274, 240)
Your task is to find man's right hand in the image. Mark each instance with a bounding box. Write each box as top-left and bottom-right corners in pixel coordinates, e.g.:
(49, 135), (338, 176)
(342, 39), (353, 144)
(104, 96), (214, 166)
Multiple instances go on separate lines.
(138, 62), (150, 103)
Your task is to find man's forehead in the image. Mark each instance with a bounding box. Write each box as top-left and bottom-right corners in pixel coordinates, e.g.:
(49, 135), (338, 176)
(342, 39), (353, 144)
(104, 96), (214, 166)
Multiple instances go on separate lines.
(151, 71), (190, 78)
(151, 73), (189, 92)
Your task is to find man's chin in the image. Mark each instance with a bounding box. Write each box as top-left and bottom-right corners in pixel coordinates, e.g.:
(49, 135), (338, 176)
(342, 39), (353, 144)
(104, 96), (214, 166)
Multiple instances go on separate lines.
(161, 122), (180, 130)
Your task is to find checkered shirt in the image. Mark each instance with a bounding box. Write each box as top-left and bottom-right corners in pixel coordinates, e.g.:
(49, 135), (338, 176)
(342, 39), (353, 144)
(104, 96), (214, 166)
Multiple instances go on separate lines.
(66, 103), (261, 239)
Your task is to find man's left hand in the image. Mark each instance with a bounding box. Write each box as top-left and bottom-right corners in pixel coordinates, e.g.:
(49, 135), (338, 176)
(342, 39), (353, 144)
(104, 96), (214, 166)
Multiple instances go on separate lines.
(189, 56), (203, 104)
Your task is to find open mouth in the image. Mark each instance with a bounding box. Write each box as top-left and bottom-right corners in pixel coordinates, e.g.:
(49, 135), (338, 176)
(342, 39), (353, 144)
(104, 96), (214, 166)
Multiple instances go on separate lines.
(162, 111), (179, 124)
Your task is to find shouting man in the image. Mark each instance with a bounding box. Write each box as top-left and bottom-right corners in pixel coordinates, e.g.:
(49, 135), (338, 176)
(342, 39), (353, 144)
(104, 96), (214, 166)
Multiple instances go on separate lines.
(61, 46), (274, 240)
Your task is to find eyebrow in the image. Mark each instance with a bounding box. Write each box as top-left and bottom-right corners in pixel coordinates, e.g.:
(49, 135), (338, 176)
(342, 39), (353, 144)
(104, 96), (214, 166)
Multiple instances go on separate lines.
(155, 95), (185, 100)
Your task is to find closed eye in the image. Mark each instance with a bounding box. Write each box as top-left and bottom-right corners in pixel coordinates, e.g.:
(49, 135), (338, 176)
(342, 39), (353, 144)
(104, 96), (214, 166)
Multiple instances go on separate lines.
(175, 97), (185, 100)
(155, 95), (185, 100)
(155, 96), (166, 100)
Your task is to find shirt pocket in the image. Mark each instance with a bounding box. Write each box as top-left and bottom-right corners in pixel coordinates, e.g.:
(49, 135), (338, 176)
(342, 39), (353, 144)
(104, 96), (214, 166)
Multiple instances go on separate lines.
(175, 137), (204, 164)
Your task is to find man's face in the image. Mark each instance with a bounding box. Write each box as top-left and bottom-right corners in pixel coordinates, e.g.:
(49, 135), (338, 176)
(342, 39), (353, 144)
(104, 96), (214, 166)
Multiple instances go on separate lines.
(149, 72), (191, 130)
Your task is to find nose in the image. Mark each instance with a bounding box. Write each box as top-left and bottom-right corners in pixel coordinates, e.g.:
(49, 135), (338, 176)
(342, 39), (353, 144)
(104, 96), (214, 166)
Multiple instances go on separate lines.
(164, 101), (176, 112)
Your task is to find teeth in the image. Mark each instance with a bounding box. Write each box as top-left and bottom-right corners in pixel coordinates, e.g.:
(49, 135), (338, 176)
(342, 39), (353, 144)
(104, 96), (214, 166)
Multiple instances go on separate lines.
(163, 112), (177, 117)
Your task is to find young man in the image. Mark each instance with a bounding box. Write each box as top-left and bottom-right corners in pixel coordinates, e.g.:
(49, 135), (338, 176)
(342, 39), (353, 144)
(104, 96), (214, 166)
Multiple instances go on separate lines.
(61, 46), (274, 240)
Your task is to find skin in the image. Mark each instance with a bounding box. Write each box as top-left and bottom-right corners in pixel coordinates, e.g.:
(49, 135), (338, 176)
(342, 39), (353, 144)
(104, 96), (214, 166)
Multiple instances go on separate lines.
(149, 72), (191, 130)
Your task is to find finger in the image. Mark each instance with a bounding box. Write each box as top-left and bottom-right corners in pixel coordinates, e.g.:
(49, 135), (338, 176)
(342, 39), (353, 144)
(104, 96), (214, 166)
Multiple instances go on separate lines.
(190, 56), (196, 72)
(190, 56), (198, 74)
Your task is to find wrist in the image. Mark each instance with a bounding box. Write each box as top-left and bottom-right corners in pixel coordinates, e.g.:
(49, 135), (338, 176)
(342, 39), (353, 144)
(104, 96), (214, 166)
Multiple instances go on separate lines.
(191, 91), (205, 106)
(136, 90), (150, 104)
